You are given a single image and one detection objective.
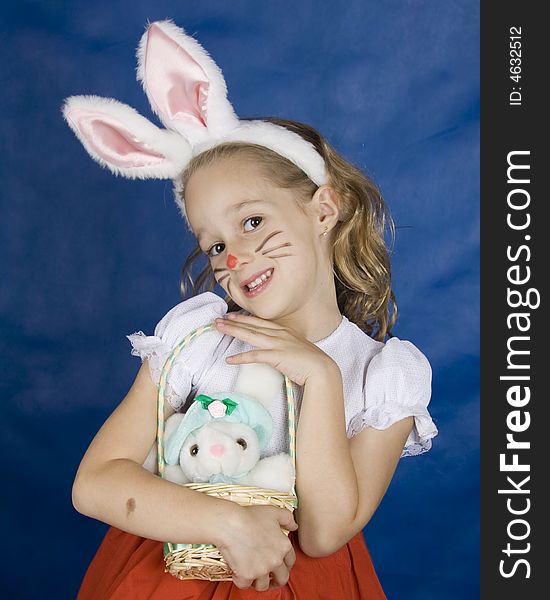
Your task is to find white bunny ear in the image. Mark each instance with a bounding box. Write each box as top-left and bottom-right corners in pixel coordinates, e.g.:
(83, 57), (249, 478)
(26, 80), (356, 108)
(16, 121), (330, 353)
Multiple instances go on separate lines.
(136, 19), (239, 146)
(61, 94), (192, 179)
(234, 363), (285, 409)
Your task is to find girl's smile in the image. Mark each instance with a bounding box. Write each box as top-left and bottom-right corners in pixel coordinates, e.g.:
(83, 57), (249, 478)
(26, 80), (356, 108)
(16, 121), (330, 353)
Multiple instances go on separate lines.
(241, 267), (275, 298)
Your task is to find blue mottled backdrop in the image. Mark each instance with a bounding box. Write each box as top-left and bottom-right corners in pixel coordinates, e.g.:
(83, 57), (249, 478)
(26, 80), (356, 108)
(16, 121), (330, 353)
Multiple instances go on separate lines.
(0, 1), (479, 598)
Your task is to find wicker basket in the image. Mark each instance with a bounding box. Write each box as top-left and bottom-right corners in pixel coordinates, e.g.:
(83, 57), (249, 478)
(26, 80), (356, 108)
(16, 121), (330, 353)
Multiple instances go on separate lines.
(156, 319), (298, 581)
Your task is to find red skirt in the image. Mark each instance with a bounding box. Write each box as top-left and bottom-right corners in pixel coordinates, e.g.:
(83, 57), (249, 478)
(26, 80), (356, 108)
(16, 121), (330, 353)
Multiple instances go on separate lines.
(77, 525), (387, 599)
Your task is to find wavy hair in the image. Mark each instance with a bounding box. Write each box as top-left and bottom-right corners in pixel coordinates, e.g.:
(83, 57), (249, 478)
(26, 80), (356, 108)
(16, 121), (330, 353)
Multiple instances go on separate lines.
(176, 117), (397, 341)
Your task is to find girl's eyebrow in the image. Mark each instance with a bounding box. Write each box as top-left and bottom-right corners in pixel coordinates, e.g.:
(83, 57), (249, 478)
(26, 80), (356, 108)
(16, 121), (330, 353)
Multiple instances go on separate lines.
(226, 198), (267, 215)
(196, 198), (268, 242)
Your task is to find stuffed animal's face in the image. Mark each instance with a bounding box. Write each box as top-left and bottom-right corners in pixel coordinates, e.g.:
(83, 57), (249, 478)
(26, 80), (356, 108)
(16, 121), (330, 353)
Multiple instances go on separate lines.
(177, 420), (261, 481)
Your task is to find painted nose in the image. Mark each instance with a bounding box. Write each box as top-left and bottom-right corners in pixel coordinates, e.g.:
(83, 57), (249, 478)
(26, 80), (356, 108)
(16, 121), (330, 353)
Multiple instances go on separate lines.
(210, 444), (226, 457)
(226, 254), (238, 269)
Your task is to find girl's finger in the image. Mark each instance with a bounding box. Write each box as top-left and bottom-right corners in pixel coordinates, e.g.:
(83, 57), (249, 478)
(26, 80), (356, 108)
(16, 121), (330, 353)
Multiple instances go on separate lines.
(215, 318), (277, 340)
(224, 312), (283, 331)
(225, 349), (267, 364)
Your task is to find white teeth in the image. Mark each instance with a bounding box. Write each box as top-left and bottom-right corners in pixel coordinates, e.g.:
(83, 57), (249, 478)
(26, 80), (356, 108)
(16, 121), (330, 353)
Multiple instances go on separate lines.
(246, 269), (273, 290)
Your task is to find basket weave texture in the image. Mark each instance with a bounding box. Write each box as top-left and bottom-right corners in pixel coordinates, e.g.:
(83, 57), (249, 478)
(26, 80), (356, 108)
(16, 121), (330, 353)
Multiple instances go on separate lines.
(156, 320), (298, 581)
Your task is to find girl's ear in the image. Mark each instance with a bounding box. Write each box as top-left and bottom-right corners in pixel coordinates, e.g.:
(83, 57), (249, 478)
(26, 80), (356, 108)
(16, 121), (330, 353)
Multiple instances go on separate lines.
(313, 185), (341, 230)
(61, 95), (192, 180)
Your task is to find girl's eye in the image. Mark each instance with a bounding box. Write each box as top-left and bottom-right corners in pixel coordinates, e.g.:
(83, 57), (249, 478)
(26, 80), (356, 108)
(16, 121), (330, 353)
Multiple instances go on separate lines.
(208, 242), (225, 257)
(243, 216), (262, 232)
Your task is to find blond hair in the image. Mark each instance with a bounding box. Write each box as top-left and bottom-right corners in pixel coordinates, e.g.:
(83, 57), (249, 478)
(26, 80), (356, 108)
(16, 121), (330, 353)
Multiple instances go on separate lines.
(177, 117), (397, 341)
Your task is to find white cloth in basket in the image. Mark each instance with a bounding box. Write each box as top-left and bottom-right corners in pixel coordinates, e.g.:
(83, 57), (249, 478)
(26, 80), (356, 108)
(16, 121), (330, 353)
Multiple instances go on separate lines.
(127, 292), (439, 459)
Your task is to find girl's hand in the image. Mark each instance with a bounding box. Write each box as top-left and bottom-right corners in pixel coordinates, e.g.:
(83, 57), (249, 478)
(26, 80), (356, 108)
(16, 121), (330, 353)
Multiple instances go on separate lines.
(214, 313), (336, 386)
(217, 504), (299, 591)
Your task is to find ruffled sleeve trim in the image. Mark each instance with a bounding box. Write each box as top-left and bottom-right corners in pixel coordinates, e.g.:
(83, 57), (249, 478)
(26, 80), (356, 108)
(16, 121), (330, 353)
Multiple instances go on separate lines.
(126, 331), (173, 388)
(347, 337), (439, 458)
(126, 292), (228, 411)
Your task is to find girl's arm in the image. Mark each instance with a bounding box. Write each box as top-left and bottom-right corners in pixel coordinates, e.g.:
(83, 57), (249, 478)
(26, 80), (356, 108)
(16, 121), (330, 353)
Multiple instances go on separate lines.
(295, 361), (413, 557)
(72, 359), (243, 547)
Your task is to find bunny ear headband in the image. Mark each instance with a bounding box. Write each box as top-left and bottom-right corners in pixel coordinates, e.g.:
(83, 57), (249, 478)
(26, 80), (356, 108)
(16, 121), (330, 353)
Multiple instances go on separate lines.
(61, 18), (328, 229)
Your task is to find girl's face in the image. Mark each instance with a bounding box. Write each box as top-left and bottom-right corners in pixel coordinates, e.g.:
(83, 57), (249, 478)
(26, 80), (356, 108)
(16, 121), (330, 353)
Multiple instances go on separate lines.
(184, 158), (332, 321)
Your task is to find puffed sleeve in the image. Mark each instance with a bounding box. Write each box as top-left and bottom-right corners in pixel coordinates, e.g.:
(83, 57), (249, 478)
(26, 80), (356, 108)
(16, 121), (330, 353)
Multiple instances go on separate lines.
(126, 291), (228, 411)
(347, 337), (439, 457)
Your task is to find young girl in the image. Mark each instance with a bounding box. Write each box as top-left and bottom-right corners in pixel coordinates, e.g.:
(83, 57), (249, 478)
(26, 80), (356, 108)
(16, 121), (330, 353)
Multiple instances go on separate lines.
(63, 19), (438, 599)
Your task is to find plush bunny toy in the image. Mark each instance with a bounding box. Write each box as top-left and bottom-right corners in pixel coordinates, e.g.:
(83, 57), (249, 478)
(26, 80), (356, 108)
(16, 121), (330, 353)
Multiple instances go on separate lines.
(143, 363), (295, 493)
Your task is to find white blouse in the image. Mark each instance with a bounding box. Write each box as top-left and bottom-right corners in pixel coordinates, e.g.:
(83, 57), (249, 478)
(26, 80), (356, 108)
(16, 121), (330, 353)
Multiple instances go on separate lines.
(127, 292), (439, 459)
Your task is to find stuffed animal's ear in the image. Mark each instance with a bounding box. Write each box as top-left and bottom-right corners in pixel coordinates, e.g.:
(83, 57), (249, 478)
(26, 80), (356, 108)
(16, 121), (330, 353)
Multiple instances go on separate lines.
(143, 413), (186, 473)
(164, 409), (201, 466)
(234, 363), (284, 409)
(164, 413), (185, 439)
(61, 94), (192, 179)
(136, 19), (239, 146)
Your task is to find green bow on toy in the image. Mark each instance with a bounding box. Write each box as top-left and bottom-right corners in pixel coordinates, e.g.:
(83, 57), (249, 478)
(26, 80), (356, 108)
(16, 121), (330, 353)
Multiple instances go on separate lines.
(194, 394), (238, 416)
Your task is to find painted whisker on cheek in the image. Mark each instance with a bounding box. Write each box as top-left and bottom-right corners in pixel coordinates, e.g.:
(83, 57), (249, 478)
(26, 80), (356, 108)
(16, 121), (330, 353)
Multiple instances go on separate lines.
(255, 230), (284, 252)
(261, 242), (292, 254)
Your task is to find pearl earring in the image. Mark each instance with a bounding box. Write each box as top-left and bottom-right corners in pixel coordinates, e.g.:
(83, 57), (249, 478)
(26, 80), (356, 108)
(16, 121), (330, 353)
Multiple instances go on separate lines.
(322, 225), (328, 236)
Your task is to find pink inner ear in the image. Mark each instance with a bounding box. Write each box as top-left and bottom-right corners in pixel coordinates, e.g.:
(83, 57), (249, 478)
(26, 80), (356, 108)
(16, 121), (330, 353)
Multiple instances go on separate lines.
(144, 24), (209, 128)
(72, 109), (166, 168)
